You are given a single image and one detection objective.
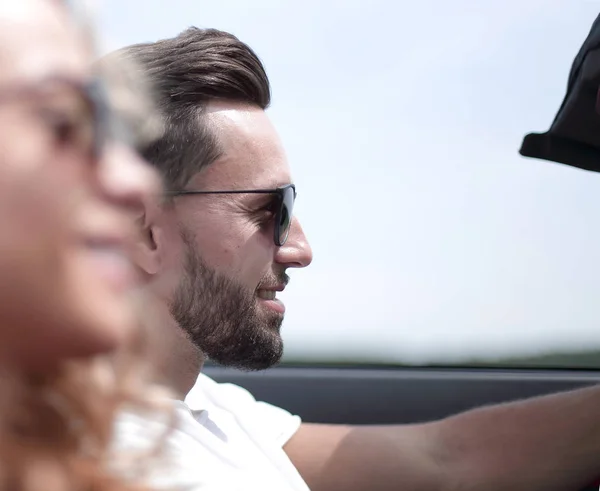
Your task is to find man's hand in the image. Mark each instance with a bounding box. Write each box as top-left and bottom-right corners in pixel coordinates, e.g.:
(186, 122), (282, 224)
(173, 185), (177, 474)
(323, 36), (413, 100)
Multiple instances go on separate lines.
(284, 385), (600, 491)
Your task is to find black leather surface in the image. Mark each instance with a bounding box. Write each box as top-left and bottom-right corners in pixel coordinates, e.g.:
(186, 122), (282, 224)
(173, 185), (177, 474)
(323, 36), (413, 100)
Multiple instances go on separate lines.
(520, 13), (600, 173)
(204, 365), (600, 424)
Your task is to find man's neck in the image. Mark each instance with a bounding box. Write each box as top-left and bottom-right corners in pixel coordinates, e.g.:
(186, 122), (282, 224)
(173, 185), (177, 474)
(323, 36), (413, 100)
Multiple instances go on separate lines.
(147, 300), (204, 399)
(161, 329), (204, 399)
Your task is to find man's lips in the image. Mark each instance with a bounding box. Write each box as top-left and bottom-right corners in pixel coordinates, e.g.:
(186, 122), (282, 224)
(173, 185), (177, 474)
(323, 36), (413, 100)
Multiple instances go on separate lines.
(256, 285), (285, 300)
(258, 284), (286, 292)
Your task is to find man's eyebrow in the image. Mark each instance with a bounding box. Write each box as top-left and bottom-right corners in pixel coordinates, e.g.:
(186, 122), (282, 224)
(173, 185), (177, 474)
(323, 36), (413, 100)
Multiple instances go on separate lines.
(258, 180), (293, 189)
(244, 191), (278, 202)
(221, 183), (291, 194)
(241, 186), (288, 203)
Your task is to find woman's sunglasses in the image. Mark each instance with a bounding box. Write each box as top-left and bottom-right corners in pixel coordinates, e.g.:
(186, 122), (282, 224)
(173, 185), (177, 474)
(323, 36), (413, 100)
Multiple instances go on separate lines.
(0, 76), (113, 162)
(169, 184), (297, 246)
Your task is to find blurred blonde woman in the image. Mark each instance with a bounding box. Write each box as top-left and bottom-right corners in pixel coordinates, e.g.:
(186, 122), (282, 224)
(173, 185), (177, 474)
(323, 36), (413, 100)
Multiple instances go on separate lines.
(0, 2), (170, 491)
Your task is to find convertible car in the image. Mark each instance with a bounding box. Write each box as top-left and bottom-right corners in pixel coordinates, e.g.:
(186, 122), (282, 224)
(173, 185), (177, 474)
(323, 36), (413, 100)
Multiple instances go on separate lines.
(207, 10), (600, 491)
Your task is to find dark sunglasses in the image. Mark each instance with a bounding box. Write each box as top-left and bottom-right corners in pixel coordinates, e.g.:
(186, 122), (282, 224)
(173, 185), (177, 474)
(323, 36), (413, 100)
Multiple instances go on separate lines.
(0, 76), (111, 161)
(169, 184), (296, 246)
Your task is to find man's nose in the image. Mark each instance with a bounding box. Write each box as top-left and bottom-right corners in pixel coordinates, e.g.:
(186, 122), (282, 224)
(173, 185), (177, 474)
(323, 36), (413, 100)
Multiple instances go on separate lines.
(96, 143), (160, 210)
(275, 218), (313, 268)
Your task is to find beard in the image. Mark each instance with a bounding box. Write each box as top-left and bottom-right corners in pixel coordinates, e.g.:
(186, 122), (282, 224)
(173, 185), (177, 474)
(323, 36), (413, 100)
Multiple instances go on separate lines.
(169, 229), (286, 371)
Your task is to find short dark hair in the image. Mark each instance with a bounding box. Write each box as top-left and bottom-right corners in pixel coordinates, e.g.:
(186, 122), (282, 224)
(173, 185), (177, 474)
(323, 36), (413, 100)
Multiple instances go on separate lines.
(114, 27), (271, 191)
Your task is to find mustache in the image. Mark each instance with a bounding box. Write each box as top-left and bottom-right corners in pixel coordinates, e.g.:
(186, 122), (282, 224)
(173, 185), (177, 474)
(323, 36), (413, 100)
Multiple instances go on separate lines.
(257, 271), (290, 289)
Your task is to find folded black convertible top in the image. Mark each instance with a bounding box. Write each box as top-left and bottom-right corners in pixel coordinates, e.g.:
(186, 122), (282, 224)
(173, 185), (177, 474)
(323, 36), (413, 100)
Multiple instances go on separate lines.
(519, 13), (600, 172)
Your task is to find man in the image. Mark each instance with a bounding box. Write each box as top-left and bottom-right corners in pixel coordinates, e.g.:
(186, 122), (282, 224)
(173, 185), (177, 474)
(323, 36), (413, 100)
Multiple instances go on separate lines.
(114, 28), (600, 491)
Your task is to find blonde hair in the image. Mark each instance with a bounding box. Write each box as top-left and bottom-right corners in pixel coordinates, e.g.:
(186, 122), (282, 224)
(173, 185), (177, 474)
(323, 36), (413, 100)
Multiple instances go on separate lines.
(0, 315), (173, 491)
(0, 5), (172, 490)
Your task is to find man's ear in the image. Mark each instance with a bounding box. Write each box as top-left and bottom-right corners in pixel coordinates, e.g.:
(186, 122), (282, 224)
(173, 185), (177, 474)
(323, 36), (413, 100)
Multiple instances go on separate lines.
(133, 200), (163, 276)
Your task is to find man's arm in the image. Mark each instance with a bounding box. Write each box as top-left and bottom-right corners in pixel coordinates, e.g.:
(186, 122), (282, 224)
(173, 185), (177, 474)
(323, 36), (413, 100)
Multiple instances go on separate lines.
(284, 385), (600, 491)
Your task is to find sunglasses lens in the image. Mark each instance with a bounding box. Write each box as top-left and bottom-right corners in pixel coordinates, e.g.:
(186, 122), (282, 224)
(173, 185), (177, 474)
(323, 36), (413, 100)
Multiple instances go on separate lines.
(277, 186), (295, 245)
(88, 80), (109, 159)
(36, 82), (97, 162)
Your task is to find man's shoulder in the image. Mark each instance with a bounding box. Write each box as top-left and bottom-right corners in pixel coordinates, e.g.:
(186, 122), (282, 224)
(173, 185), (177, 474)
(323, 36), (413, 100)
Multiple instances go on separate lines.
(185, 372), (302, 447)
(185, 372), (258, 411)
(112, 375), (307, 491)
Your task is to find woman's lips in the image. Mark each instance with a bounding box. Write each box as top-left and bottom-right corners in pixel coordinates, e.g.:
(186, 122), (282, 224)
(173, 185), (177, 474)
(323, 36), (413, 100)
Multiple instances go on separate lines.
(83, 238), (137, 291)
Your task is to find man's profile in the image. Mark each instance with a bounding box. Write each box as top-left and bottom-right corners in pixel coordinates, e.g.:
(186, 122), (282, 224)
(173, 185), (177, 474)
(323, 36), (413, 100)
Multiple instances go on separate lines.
(112, 27), (600, 491)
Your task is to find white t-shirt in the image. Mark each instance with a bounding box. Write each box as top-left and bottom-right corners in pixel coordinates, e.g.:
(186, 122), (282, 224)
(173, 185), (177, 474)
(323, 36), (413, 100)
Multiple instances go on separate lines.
(113, 373), (310, 491)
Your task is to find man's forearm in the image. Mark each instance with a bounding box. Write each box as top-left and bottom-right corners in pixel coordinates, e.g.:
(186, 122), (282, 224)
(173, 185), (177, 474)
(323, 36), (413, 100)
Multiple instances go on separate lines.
(285, 422), (445, 491)
(431, 384), (600, 490)
(286, 385), (600, 491)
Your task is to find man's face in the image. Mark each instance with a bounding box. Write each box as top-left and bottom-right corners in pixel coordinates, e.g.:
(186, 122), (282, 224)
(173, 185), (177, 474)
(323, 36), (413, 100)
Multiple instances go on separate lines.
(155, 101), (313, 370)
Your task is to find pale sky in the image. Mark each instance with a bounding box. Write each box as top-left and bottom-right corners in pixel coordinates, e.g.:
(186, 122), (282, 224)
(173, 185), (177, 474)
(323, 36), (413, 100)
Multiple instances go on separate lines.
(94, 1), (600, 365)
